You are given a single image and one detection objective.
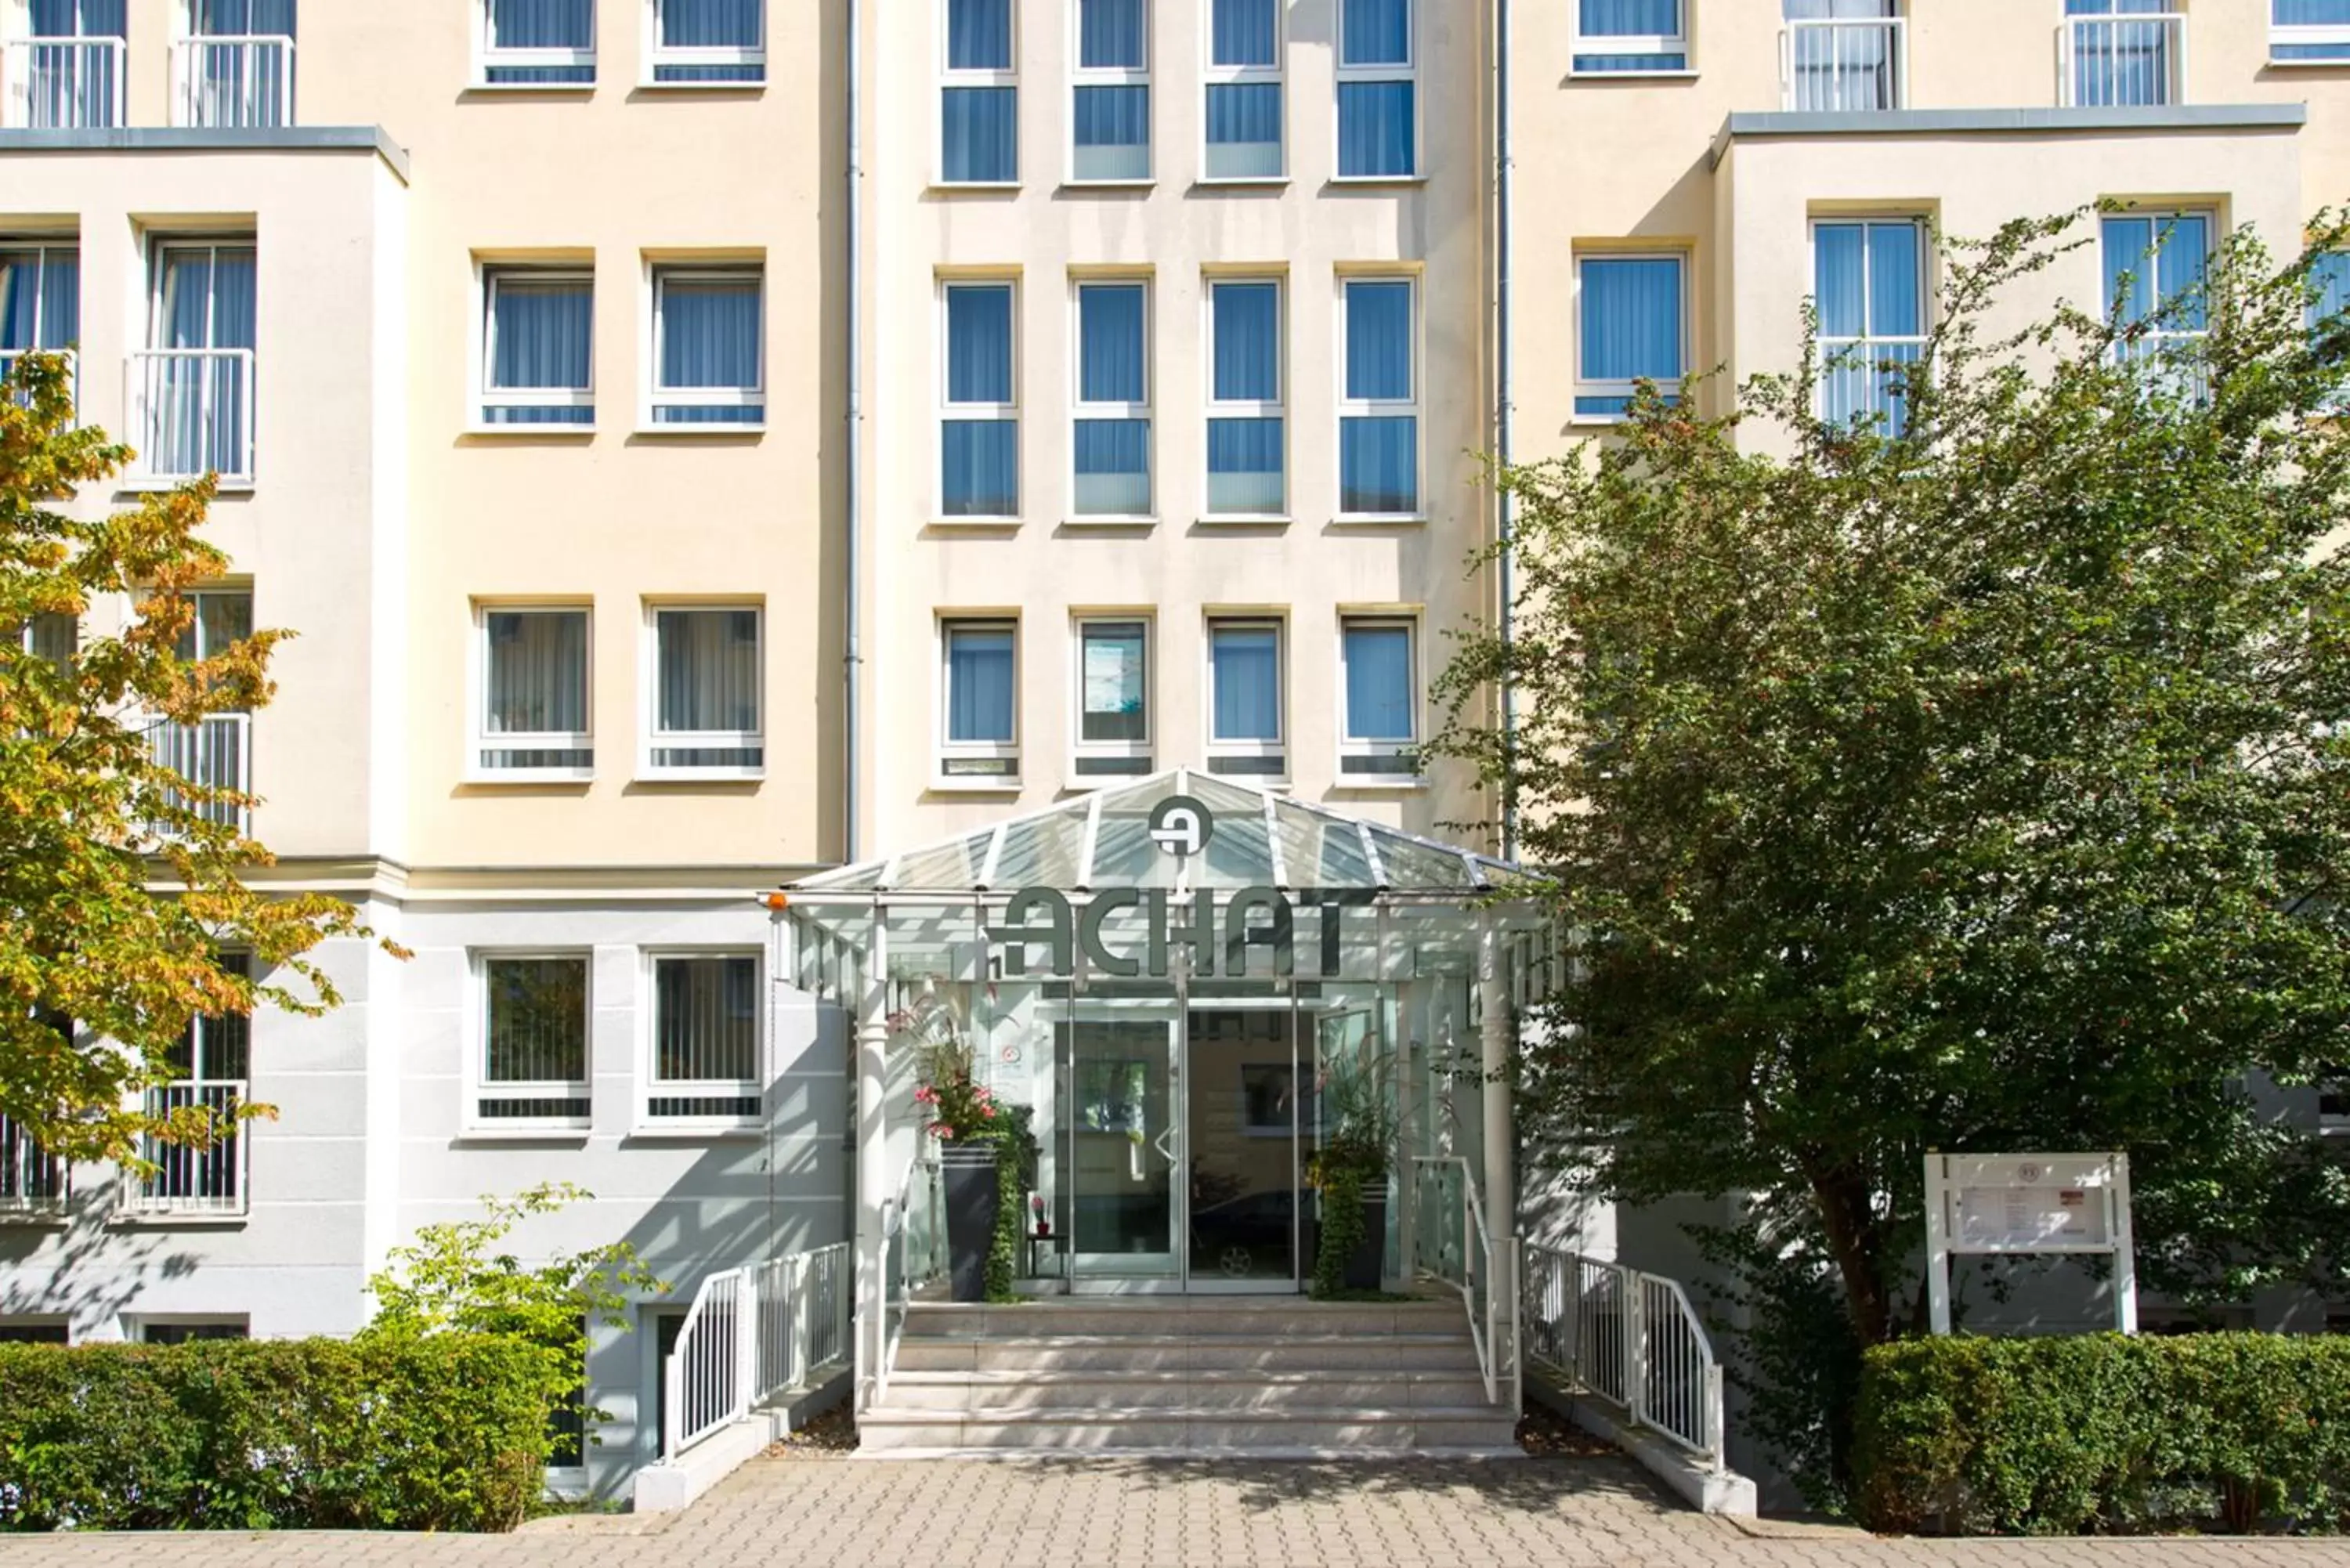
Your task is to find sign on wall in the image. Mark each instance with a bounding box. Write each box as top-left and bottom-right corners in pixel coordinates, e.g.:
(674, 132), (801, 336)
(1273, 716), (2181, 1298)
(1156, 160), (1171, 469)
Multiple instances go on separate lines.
(1924, 1152), (2138, 1335)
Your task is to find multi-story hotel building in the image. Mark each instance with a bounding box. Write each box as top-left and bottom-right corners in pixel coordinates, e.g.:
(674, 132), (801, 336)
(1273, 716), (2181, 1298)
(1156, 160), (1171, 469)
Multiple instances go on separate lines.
(0, 0), (2344, 1501)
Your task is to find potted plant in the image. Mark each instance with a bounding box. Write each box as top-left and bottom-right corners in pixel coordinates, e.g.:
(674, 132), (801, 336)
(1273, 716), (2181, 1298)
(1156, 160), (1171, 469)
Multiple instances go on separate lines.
(897, 995), (1031, 1302)
(1304, 1051), (1399, 1297)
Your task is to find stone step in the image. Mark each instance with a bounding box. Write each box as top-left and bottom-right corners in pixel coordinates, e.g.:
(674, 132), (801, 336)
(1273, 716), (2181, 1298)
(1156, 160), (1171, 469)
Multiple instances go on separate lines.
(893, 1332), (1484, 1376)
(902, 1299), (1466, 1341)
(880, 1369), (1497, 1412)
(857, 1405), (1521, 1455)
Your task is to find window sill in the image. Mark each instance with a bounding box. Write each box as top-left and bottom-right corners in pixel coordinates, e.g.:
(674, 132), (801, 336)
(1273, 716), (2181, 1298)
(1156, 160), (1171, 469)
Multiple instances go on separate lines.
(109, 1211), (249, 1229)
(928, 515), (1024, 530)
(462, 770), (595, 787)
(455, 1126), (591, 1144)
(624, 1124), (765, 1143)
(465, 424), (597, 439)
(631, 769), (765, 785)
(1331, 512), (1427, 527)
(1195, 175), (1289, 190)
(930, 180), (1022, 194)
(1062, 514), (1158, 531)
(1197, 512), (1291, 528)
(634, 77), (768, 91)
(1329, 173), (1428, 188)
(1061, 177), (1155, 191)
(930, 776), (1024, 795)
(633, 422), (765, 438)
(121, 476), (255, 494)
(2265, 54), (2350, 67)
(1331, 775), (1430, 793)
(1566, 67), (1701, 81)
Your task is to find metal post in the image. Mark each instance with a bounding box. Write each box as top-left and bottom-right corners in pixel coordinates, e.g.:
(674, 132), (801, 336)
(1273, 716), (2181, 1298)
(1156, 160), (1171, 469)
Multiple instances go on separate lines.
(734, 1273), (755, 1425)
(854, 914), (889, 1412)
(1477, 916), (1513, 1276)
(1623, 1265), (1645, 1430)
(2111, 1153), (2139, 1335)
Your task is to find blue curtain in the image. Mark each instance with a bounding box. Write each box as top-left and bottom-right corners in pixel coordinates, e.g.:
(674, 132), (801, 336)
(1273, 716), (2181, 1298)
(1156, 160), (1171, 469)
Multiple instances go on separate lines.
(1342, 0), (1409, 65)
(486, 0), (591, 81)
(1345, 280), (1412, 401)
(2067, 0), (2166, 13)
(1814, 222), (1921, 337)
(2311, 252), (2350, 336)
(946, 284), (1013, 403)
(656, 0), (762, 81)
(1337, 81), (1414, 176)
(155, 247), (254, 469)
(2278, 0), (2350, 22)
(1213, 0), (1278, 65)
(948, 627), (1015, 742)
(1073, 419), (1149, 497)
(1213, 282), (1279, 401)
(1340, 417), (1417, 513)
(942, 422), (1018, 515)
(947, 0), (1011, 69)
(1784, 0), (1891, 15)
(1869, 223), (1922, 334)
(193, 0), (294, 33)
(1079, 284), (1145, 404)
(942, 87), (1017, 182)
(1080, 0), (1145, 68)
(0, 250), (77, 350)
(1814, 224), (1867, 338)
(32, 1), (126, 34)
(1579, 0), (1679, 34)
(1207, 418), (1283, 478)
(658, 609), (759, 735)
(2102, 215), (2207, 327)
(1211, 628), (1280, 741)
(1206, 82), (1281, 146)
(1073, 85), (1148, 148)
(490, 276), (590, 389)
(1343, 625), (1412, 741)
(661, 276), (758, 389)
(1581, 257), (1682, 381)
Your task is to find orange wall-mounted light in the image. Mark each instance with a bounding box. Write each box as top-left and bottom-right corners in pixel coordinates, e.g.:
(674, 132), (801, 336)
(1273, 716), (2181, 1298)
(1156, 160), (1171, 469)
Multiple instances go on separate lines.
(761, 892), (790, 912)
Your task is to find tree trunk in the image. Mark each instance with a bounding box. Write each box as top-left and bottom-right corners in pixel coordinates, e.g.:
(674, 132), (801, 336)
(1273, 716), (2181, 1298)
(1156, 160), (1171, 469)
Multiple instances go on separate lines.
(1810, 1169), (1898, 1346)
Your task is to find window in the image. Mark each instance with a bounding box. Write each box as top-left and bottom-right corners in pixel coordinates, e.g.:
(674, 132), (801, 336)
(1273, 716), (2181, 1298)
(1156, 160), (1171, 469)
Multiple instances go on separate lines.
(179, 0), (294, 127)
(16, 3), (125, 129)
(1073, 280), (1151, 517)
(1815, 219), (1925, 435)
(1205, 0), (1282, 180)
(1571, 0), (1689, 74)
(1783, 0), (1901, 112)
(135, 953), (250, 1216)
(154, 590), (251, 833)
(1575, 252), (1685, 419)
(0, 1320), (67, 1343)
(941, 280), (1018, 518)
(1, 1068), (68, 1218)
(482, 0), (595, 85)
(645, 954), (761, 1125)
(143, 240), (255, 481)
(1339, 277), (1418, 516)
(1075, 617), (1151, 776)
(0, 244), (79, 380)
(2275, 1), (2350, 62)
(482, 266), (593, 426)
(1207, 617), (1284, 777)
(942, 0), (1016, 184)
(940, 619), (1018, 782)
(15, 612), (75, 675)
(2321, 1067), (2349, 1132)
(1072, 0), (1148, 182)
(645, 605), (762, 775)
(2063, 0), (2180, 107)
(2102, 211), (2209, 381)
(648, 0), (763, 83)
(1207, 278), (1284, 516)
(2310, 251), (2350, 371)
(137, 1318), (249, 1344)
(1340, 616), (1418, 779)
(477, 606), (591, 777)
(477, 955), (591, 1126)
(1336, 0), (1413, 179)
(649, 266), (762, 427)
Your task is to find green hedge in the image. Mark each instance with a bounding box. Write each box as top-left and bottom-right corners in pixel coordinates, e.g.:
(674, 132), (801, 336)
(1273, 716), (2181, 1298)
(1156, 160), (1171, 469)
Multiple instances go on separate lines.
(1854, 1333), (2350, 1536)
(0, 1335), (553, 1532)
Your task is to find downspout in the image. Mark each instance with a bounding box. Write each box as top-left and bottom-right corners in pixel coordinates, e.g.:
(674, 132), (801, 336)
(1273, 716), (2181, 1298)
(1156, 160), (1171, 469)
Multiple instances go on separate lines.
(1495, 0), (1518, 862)
(843, 0), (865, 865)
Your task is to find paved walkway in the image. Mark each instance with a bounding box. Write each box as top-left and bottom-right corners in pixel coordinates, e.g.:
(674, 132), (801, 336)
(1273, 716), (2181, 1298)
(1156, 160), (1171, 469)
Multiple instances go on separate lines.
(5, 1455), (2350, 1567)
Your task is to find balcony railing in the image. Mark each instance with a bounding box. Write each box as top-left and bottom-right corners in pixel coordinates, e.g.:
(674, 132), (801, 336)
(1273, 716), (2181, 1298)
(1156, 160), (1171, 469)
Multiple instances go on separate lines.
(1820, 336), (1927, 435)
(128, 349), (255, 482)
(2, 36), (125, 128)
(147, 713), (252, 835)
(173, 34), (294, 128)
(2062, 13), (2185, 108)
(1782, 17), (1906, 113)
(0, 1111), (69, 1219)
(129, 1080), (247, 1216)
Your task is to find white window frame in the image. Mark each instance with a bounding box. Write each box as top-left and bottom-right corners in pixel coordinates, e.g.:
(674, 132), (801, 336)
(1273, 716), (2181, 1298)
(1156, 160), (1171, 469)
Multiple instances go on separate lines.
(1336, 273), (1422, 520)
(1333, 0), (1417, 181)
(1070, 275), (1153, 519)
(638, 948), (765, 1134)
(141, 236), (257, 486)
(479, 265), (595, 428)
(1071, 614), (1153, 780)
(1809, 216), (1930, 426)
(1204, 274), (1287, 519)
(477, 0), (597, 86)
(938, 616), (1021, 786)
(1204, 614), (1287, 781)
(471, 602), (595, 784)
(1568, 0), (1690, 76)
(1572, 249), (1688, 423)
(468, 951), (594, 1135)
(937, 276), (1021, 522)
(645, 262), (765, 429)
(938, 0), (1018, 187)
(2272, 1), (2350, 65)
(2102, 207), (2214, 367)
(642, 0), (765, 85)
(639, 602), (765, 781)
(1068, 0), (1150, 185)
(1336, 613), (1420, 783)
(1201, 0), (1284, 183)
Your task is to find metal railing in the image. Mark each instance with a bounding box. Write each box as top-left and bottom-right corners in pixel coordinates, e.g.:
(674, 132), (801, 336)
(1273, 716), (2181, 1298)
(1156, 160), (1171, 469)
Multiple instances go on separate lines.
(2061, 13), (2185, 108)
(128, 1080), (247, 1216)
(128, 349), (256, 482)
(173, 34), (294, 128)
(754, 1241), (852, 1404)
(1522, 1243), (1726, 1470)
(1410, 1155), (1520, 1410)
(3, 36), (124, 128)
(873, 1148), (945, 1405)
(663, 1239), (856, 1461)
(0, 1111), (68, 1218)
(1781, 17), (1905, 112)
(146, 713), (252, 835)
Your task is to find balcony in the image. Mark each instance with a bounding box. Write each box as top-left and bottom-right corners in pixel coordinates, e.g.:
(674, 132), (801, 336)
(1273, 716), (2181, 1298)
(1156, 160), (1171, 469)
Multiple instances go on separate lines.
(2, 36), (124, 128)
(147, 713), (252, 836)
(173, 34), (295, 128)
(2062, 13), (2185, 108)
(0, 1111), (68, 1220)
(128, 349), (255, 483)
(1781, 17), (1906, 113)
(128, 1081), (248, 1217)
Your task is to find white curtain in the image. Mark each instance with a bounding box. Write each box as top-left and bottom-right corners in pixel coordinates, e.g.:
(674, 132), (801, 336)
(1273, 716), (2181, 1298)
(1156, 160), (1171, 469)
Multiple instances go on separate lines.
(1212, 626), (1281, 741)
(487, 273), (592, 425)
(484, 611), (586, 736)
(658, 609), (759, 735)
(1343, 624), (1413, 741)
(654, 956), (758, 1083)
(947, 626), (1015, 742)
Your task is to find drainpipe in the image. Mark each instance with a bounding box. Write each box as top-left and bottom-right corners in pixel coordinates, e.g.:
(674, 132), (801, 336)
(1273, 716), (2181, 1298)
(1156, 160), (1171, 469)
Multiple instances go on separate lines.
(842, 0), (865, 865)
(1494, 0), (1518, 863)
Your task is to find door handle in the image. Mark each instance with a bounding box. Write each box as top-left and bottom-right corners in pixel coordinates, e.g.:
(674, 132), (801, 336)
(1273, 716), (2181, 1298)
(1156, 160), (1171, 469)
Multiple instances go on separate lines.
(1152, 1125), (1177, 1164)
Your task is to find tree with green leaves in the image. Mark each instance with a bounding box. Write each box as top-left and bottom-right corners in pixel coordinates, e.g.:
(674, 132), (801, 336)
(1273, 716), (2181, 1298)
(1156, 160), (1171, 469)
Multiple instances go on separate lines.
(1434, 210), (2350, 1496)
(0, 351), (396, 1165)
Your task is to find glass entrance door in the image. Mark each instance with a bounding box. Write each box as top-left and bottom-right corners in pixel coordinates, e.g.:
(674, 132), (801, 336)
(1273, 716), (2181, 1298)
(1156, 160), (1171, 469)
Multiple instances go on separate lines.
(1184, 1006), (1302, 1292)
(1062, 1009), (1181, 1288)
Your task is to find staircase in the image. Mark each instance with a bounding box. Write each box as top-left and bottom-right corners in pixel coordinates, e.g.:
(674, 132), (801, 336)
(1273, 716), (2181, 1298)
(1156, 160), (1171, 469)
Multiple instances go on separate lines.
(859, 1296), (1520, 1456)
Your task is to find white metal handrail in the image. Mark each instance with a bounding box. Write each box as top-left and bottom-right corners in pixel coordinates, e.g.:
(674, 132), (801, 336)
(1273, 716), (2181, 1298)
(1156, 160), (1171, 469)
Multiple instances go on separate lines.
(128, 348), (257, 482)
(665, 1238), (857, 1462)
(2060, 13), (2185, 108)
(752, 1240), (853, 1405)
(3, 36), (124, 128)
(128, 1080), (247, 1216)
(173, 34), (295, 128)
(1409, 1155), (1520, 1410)
(0, 1111), (68, 1217)
(1521, 1243), (1726, 1470)
(873, 1148), (943, 1405)
(663, 1266), (750, 1461)
(1780, 17), (1905, 112)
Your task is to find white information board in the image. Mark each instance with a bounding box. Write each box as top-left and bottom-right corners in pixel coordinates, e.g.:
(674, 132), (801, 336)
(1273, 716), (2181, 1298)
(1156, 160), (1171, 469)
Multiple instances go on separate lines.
(1925, 1152), (2137, 1335)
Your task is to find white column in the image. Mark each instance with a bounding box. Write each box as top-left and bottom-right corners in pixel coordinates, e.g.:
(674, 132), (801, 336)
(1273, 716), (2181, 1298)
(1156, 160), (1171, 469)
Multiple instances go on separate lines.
(853, 913), (889, 1412)
(1477, 916), (1513, 1249)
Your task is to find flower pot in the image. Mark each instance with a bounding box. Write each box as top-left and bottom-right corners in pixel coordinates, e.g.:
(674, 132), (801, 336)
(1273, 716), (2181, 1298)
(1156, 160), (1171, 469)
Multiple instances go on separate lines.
(938, 1141), (1000, 1302)
(1344, 1190), (1389, 1292)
